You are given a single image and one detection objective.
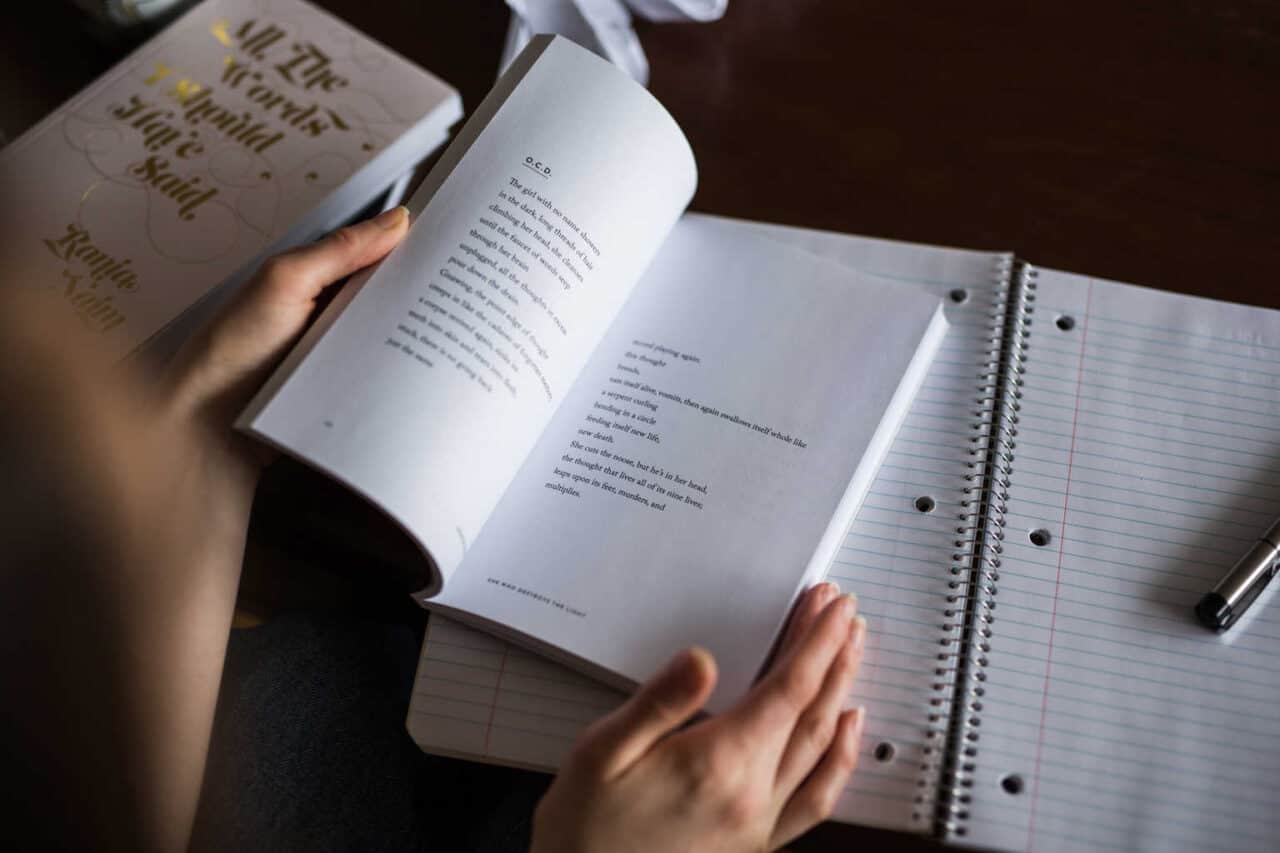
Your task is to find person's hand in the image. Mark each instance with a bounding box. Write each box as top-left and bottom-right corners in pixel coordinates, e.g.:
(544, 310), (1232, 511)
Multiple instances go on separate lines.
(162, 204), (410, 497)
(532, 582), (867, 853)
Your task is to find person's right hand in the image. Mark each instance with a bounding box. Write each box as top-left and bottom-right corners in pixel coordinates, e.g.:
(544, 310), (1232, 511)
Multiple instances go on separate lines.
(531, 582), (867, 852)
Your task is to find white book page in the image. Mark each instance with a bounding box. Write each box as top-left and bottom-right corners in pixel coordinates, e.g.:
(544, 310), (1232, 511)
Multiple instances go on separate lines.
(966, 269), (1280, 852)
(240, 37), (695, 586)
(411, 216), (1010, 833)
(432, 215), (947, 708)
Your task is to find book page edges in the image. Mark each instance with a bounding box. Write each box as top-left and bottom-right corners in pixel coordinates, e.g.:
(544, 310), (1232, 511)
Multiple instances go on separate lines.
(802, 301), (950, 591)
(744, 301), (951, 690)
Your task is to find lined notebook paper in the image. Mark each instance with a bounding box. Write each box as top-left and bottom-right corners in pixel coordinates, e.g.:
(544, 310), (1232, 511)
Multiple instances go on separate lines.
(408, 228), (1280, 850)
(410, 215), (1008, 833)
(967, 270), (1280, 852)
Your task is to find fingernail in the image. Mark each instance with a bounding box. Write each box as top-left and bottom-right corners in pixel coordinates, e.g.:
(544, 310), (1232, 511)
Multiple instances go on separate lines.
(854, 705), (867, 733)
(852, 616), (867, 651)
(666, 647), (713, 694)
(839, 593), (857, 620)
(374, 205), (409, 229)
(815, 581), (839, 603)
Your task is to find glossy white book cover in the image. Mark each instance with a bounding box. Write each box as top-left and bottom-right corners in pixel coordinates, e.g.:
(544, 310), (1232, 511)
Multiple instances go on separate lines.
(0, 0), (460, 357)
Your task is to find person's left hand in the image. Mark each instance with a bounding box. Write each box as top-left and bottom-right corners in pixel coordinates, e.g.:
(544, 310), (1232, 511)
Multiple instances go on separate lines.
(162, 204), (410, 501)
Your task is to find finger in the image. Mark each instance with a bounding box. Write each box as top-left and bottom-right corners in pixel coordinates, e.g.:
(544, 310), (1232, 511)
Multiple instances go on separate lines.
(569, 647), (716, 780)
(168, 206), (409, 412)
(255, 204), (409, 306)
(775, 582), (840, 660)
(768, 706), (865, 851)
(773, 615), (866, 798)
(723, 594), (856, 756)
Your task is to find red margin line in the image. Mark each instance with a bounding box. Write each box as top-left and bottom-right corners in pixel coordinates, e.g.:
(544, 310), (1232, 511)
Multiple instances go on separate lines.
(482, 645), (511, 756)
(1025, 280), (1093, 851)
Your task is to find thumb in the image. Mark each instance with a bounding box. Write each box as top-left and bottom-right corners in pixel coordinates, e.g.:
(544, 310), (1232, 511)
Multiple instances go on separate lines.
(571, 648), (716, 780)
(166, 205), (409, 417)
(254, 204), (410, 307)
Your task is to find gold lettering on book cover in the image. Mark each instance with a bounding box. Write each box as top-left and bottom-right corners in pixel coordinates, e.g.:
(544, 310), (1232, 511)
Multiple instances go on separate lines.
(43, 9), (402, 337)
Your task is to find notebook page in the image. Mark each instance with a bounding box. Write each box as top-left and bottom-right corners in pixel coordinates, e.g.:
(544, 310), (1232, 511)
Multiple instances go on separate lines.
(966, 269), (1280, 852)
(410, 616), (624, 770)
(410, 217), (1009, 833)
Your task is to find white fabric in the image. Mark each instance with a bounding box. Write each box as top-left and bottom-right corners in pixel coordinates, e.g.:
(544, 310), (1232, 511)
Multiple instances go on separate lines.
(500, 0), (728, 85)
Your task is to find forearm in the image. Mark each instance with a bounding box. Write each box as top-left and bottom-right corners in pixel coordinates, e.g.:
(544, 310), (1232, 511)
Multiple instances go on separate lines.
(115, 444), (255, 853)
(1, 210), (408, 850)
(0, 302), (256, 852)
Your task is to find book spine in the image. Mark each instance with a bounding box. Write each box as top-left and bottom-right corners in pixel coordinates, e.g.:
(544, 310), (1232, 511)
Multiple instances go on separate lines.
(927, 258), (1036, 839)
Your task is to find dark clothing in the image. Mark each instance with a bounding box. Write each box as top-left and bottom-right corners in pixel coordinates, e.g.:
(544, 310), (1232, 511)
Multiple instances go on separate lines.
(193, 611), (549, 853)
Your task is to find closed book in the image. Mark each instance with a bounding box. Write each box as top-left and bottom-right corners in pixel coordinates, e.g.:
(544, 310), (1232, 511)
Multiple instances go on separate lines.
(0, 0), (461, 359)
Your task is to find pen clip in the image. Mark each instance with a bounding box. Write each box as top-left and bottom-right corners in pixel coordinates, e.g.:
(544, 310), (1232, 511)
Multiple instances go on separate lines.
(1234, 558), (1280, 624)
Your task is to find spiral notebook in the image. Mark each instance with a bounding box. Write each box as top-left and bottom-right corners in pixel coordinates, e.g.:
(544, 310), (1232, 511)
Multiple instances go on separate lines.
(407, 216), (1280, 852)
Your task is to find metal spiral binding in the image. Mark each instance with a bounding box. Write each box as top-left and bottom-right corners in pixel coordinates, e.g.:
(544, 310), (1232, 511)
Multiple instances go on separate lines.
(922, 257), (1037, 839)
(908, 252), (1014, 830)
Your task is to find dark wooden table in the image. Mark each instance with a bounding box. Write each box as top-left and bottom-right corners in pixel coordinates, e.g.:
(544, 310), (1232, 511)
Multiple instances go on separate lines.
(5, 1), (1278, 850)
(300, 0), (1279, 307)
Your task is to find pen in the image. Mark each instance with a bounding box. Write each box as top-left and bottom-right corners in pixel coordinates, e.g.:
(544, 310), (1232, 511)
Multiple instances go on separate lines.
(1196, 517), (1280, 632)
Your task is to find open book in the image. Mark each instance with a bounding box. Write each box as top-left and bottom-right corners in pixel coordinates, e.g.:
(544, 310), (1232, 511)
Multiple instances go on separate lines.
(237, 36), (948, 706)
(409, 221), (1280, 850)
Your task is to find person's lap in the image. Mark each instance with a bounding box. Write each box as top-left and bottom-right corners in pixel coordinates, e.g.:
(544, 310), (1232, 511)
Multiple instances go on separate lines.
(192, 611), (548, 853)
